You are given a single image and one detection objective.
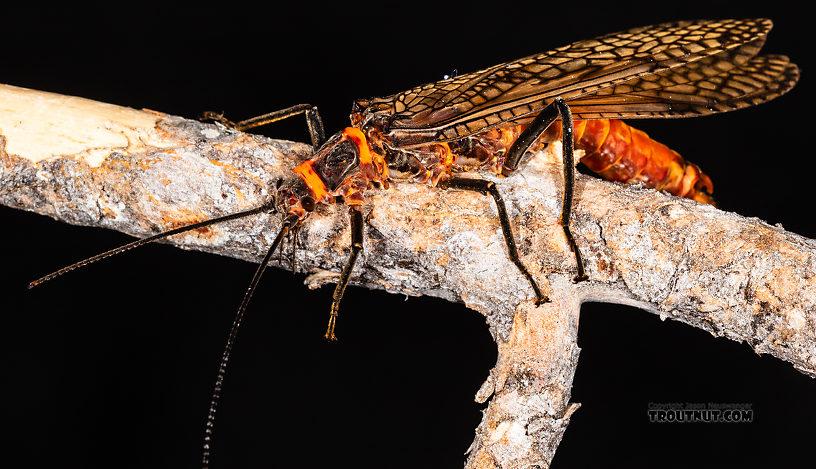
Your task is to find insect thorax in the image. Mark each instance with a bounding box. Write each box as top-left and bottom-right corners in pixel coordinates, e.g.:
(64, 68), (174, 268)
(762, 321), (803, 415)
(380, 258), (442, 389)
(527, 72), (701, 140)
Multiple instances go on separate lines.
(369, 124), (543, 185)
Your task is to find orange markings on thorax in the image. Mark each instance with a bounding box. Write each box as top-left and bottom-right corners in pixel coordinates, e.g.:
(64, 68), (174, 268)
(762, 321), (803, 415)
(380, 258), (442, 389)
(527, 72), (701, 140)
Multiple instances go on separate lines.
(342, 127), (371, 165)
(293, 127), (390, 204)
(343, 127), (390, 184)
(293, 160), (329, 202)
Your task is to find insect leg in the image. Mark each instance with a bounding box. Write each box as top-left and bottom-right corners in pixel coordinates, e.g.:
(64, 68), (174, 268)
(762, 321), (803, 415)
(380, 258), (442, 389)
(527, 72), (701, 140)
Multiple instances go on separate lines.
(502, 97), (588, 282)
(202, 213), (299, 468)
(200, 104), (327, 150)
(439, 177), (548, 305)
(325, 206), (364, 341)
(290, 225), (300, 274)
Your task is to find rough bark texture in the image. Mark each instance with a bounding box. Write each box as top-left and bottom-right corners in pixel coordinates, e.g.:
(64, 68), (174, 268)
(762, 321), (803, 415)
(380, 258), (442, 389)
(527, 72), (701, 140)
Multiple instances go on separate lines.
(2, 84), (815, 467)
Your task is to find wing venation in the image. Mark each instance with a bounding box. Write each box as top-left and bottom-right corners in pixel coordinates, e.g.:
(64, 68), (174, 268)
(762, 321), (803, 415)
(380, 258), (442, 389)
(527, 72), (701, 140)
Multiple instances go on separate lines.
(380, 19), (785, 144)
(566, 54), (798, 119)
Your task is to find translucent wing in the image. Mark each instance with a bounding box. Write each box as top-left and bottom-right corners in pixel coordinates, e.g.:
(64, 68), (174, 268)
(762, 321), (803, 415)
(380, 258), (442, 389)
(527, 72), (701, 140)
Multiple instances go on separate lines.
(382, 18), (780, 145)
(566, 54), (799, 119)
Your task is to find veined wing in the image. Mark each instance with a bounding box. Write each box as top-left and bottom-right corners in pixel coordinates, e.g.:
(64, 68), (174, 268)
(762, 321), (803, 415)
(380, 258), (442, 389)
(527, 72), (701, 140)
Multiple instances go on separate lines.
(384, 19), (774, 145)
(566, 54), (799, 119)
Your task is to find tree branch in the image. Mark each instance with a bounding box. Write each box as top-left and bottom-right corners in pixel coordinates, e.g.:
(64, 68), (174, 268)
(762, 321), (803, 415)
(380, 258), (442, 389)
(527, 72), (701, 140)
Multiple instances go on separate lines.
(2, 84), (814, 467)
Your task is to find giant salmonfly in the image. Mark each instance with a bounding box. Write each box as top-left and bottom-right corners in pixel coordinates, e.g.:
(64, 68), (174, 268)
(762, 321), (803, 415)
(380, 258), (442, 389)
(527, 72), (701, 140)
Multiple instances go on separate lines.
(26, 18), (798, 467)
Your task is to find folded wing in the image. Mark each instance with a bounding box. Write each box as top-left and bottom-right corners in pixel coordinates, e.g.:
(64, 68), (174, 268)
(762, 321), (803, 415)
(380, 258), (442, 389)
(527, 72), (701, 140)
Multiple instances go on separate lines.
(383, 19), (787, 144)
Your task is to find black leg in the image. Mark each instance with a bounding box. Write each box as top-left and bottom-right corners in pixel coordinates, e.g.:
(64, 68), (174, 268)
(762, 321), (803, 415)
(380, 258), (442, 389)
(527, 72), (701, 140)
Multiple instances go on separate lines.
(325, 206), (364, 341)
(290, 225), (300, 274)
(501, 97), (588, 282)
(201, 103), (327, 150)
(440, 177), (548, 305)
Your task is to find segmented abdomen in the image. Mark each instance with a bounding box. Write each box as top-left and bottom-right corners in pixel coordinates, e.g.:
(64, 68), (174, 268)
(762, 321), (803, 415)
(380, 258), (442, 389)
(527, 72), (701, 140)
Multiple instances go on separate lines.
(539, 120), (715, 204)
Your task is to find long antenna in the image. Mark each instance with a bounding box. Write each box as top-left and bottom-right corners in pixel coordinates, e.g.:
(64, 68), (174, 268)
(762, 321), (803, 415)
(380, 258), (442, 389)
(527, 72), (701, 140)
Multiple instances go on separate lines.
(28, 203), (274, 289)
(201, 213), (299, 468)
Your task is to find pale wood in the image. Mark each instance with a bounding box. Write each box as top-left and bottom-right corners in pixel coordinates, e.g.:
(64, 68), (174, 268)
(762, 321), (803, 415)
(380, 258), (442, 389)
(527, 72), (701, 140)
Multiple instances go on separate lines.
(2, 84), (814, 468)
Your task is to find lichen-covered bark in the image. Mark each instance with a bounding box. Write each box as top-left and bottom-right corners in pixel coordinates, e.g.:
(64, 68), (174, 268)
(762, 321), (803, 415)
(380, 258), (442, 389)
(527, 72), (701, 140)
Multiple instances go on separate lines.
(1, 84), (814, 467)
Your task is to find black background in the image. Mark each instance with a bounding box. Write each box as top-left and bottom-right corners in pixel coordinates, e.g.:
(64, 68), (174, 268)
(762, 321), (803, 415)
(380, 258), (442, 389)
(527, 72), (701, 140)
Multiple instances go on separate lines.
(2, 1), (814, 468)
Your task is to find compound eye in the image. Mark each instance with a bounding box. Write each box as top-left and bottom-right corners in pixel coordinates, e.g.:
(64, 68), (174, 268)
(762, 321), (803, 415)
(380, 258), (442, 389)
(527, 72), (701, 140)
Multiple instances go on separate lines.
(300, 195), (316, 212)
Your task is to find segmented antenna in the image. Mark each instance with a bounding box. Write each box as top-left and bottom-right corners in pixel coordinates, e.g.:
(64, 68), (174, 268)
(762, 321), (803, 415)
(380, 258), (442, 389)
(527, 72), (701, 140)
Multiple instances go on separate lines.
(201, 213), (299, 468)
(28, 203), (275, 289)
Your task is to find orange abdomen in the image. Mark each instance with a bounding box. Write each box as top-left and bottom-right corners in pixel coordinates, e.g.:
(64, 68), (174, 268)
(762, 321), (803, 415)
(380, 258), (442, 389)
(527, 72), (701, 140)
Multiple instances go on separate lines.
(542, 119), (715, 205)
